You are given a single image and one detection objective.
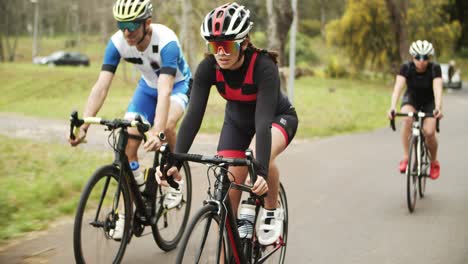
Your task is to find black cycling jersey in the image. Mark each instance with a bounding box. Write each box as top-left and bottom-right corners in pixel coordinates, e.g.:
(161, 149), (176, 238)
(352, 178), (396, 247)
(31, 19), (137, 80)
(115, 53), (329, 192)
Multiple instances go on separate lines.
(174, 48), (296, 178)
(398, 61), (442, 105)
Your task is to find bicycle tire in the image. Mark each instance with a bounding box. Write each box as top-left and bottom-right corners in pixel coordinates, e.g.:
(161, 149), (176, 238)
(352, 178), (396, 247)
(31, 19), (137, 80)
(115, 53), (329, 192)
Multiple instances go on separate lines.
(176, 204), (231, 264)
(73, 165), (132, 264)
(277, 183), (289, 263)
(407, 136), (418, 213)
(418, 143), (428, 198)
(152, 161), (192, 251)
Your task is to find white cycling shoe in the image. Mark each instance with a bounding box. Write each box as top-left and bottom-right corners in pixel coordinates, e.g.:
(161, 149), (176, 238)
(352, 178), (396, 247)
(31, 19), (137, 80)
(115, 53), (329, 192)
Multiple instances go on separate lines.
(163, 183), (184, 209)
(256, 208), (284, 245)
(109, 214), (125, 241)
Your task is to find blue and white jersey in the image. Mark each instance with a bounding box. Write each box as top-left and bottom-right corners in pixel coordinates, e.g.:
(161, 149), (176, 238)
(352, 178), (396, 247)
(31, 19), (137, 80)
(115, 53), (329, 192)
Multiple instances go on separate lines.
(102, 24), (192, 89)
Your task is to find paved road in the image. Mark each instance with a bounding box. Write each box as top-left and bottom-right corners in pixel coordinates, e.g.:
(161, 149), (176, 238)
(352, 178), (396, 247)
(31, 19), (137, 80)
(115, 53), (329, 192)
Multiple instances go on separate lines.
(1, 86), (468, 263)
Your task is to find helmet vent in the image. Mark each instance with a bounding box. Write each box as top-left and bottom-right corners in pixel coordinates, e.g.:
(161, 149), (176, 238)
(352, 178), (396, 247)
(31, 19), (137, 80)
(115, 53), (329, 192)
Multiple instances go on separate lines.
(215, 23), (221, 32)
(216, 11), (224, 18)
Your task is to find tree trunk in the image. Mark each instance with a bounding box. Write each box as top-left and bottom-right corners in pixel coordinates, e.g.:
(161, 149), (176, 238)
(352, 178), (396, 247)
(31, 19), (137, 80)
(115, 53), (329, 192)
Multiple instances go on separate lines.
(0, 33), (4, 62)
(266, 0), (293, 66)
(266, 0), (293, 93)
(320, 0), (326, 40)
(454, 0), (468, 49)
(385, 0), (408, 72)
(4, 0), (20, 62)
(179, 0), (197, 71)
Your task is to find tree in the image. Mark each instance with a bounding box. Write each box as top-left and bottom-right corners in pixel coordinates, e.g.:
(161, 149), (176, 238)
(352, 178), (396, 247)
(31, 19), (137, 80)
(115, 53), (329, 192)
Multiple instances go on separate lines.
(407, 0), (461, 57)
(0, 33), (4, 62)
(327, 0), (394, 71)
(3, 0), (26, 62)
(266, 0), (293, 66)
(384, 0), (408, 68)
(327, 0), (461, 73)
(445, 0), (468, 50)
(297, 0), (346, 38)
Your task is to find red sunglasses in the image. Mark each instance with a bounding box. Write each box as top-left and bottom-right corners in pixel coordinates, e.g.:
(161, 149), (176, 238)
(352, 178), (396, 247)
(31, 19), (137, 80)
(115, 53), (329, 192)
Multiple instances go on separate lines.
(206, 39), (244, 56)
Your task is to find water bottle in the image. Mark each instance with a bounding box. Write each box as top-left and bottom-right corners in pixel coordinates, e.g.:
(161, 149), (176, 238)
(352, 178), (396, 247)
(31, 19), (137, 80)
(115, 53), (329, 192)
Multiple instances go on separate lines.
(238, 199), (256, 239)
(130, 161), (146, 192)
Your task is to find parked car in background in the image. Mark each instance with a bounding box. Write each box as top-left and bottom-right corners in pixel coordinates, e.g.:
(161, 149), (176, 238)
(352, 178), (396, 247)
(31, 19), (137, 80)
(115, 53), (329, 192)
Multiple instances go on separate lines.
(33, 51), (90, 67)
(440, 62), (462, 89)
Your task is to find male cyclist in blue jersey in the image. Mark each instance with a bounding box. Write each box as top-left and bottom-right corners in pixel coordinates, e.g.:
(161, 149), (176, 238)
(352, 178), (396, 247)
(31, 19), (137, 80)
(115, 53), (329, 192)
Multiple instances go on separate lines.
(387, 40), (443, 180)
(69, 0), (192, 239)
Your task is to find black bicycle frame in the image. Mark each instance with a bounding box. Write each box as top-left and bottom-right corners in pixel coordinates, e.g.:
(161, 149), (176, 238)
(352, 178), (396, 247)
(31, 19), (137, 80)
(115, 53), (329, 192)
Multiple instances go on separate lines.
(212, 166), (246, 264)
(159, 144), (279, 264)
(112, 128), (151, 223)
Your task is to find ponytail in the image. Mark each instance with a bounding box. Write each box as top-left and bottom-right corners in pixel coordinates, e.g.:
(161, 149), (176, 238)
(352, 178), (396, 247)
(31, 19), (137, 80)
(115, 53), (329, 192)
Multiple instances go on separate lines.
(246, 41), (279, 64)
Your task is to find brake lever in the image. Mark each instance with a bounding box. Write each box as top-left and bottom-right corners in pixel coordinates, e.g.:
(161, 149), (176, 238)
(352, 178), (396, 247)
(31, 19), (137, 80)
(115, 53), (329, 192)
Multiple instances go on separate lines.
(390, 110), (396, 131)
(159, 144), (179, 190)
(134, 115), (149, 142)
(69, 110), (84, 140)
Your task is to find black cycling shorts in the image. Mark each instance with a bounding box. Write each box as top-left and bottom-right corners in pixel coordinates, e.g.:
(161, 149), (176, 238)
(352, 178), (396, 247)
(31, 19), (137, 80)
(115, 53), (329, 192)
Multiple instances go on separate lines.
(217, 107), (298, 158)
(401, 93), (435, 113)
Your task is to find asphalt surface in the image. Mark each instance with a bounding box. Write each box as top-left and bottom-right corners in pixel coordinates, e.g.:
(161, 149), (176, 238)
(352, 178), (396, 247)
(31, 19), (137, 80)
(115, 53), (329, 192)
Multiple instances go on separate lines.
(0, 85), (467, 263)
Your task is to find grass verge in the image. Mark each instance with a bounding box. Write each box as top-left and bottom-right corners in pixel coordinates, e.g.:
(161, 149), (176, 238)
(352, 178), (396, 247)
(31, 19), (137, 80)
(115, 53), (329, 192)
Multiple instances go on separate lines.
(0, 135), (111, 243)
(0, 63), (391, 138)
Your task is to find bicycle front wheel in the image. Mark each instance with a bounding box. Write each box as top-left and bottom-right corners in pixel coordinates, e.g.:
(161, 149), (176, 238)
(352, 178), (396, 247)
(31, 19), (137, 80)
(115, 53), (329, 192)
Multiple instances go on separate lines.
(176, 204), (231, 264)
(418, 143), (429, 198)
(73, 165), (132, 264)
(152, 161), (192, 251)
(407, 136), (418, 213)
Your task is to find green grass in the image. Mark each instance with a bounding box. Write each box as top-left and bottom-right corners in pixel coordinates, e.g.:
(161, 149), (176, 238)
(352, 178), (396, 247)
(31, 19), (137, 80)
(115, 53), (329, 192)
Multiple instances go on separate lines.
(0, 62), (134, 119)
(294, 77), (390, 138)
(0, 62), (391, 138)
(0, 135), (111, 242)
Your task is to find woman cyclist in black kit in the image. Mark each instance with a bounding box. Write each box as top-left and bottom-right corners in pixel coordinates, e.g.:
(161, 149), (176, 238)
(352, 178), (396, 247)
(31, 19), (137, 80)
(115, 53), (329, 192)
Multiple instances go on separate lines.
(387, 40), (443, 180)
(158, 2), (298, 246)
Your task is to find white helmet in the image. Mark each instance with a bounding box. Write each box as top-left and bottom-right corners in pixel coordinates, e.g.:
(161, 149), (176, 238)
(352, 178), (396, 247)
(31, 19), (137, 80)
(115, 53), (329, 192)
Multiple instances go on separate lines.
(113, 0), (153, 22)
(409, 40), (434, 57)
(200, 2), (253, 41)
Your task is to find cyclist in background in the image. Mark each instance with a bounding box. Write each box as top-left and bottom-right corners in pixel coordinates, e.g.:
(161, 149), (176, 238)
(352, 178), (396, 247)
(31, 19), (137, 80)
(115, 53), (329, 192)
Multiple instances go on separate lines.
(69, 0), (192, 238)
(387, 40), (443, 180)
(159, 2), (298, 246)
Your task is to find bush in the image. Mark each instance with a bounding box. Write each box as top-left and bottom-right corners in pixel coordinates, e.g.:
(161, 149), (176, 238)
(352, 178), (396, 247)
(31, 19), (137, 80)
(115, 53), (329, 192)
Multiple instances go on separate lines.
(300, 19), (322, 37)
(325, 56), (348, 78)
(458, 47), (468, 58)
(250, 32), (267, 49)
(285, 33), (320, 66)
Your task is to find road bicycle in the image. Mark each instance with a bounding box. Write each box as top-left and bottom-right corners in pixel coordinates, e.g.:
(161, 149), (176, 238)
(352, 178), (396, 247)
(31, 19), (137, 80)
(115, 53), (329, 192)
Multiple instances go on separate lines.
(69, 111), (192, 263)
(158, 145), (288, 264)
(390, 111), (439, 213)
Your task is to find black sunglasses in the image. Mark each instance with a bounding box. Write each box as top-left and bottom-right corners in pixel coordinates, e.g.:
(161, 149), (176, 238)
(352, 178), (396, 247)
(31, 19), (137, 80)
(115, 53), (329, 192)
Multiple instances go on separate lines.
(117, 21), (143, 32)
(414, 54), (430, 61)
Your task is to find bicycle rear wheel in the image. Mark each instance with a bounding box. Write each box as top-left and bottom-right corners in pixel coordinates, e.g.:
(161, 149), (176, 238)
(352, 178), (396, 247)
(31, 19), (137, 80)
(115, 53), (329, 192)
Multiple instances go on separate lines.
(407, 136), (418, 213)
(253, 183), (288, 264)
(152, 161), (192, 251)
(73, 165), (132, 264)
(176, 204), (231, 264)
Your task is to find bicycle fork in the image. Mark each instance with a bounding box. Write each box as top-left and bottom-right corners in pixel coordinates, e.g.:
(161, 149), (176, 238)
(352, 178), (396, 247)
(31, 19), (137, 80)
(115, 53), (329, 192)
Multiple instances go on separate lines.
(412, 122), (423, 177)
